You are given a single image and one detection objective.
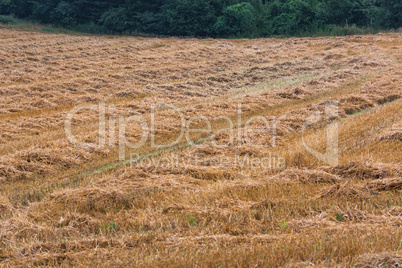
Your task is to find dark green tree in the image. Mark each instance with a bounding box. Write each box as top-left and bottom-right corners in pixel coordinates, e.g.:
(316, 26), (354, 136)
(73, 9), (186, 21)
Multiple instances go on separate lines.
(0, 0), (400, 37)
(213, 2), (256, 37)
(99, 7), (130, 32)
(377, 0), (402, 28)
(159, 0), (217, 36)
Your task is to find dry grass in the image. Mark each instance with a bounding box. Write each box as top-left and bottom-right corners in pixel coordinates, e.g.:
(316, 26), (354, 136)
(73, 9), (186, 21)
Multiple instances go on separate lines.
(317, 183), (373, 199)
(0, 195), (12, 217)
(354, 253), (402, 268)
(273, 169), (343, 184)
(0, 28), (401, 267)
(319, 162), (394, 180)
(367, 178), (402, 192)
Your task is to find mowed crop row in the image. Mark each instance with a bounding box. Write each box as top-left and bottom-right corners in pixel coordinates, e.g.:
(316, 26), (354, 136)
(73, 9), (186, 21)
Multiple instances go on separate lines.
(0, 28), (401, 267)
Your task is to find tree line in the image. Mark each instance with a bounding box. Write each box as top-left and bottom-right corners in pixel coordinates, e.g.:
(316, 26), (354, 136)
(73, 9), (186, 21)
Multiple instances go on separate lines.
(0, 0), (401, 37)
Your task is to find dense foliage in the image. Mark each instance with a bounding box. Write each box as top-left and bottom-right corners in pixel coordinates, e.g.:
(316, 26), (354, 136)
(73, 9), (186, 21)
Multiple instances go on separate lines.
(0, 0), (401, 37)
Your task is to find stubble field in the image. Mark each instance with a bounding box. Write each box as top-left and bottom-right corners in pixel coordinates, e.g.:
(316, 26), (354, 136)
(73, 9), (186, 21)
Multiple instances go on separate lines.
(0, 27), (401, 267)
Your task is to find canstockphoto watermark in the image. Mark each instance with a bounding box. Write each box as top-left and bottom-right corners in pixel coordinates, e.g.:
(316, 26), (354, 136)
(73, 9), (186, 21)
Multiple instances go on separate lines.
(64, 101), (286, 161)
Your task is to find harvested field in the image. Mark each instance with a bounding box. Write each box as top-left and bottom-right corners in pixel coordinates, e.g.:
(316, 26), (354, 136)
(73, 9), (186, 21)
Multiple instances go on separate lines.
(0, 28), (401, 267)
